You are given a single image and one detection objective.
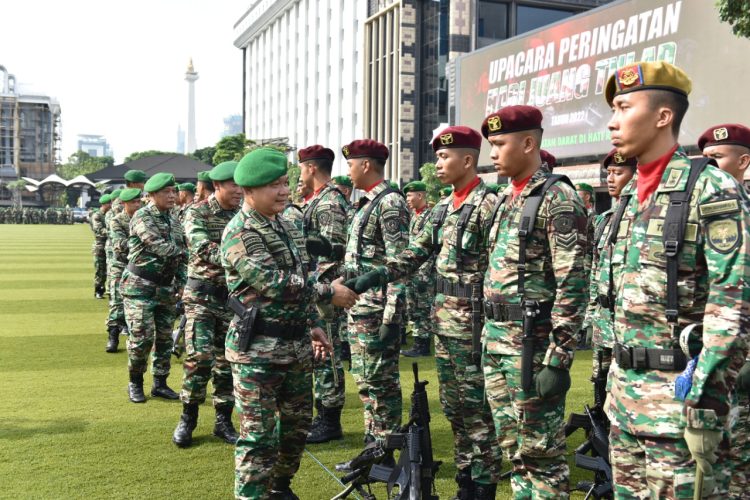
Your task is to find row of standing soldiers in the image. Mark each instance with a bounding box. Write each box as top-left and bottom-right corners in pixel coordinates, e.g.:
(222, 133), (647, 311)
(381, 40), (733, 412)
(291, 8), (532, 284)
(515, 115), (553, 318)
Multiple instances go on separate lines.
(86, 59), (750, 500)
(1, 206), (75, 224)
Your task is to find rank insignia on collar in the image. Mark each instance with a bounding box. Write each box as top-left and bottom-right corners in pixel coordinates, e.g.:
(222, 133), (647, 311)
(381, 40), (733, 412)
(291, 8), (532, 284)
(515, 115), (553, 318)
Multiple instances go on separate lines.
(487, 116), (502, 132)
(440, 133), (454, 145)
(713, 127), (728, 141)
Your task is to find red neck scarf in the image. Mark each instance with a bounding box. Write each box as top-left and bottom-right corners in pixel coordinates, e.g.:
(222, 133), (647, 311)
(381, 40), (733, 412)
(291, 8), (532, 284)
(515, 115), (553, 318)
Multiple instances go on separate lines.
(636, 144), (679, 203)
(364, 179), (383, 193)
(511, 174), (533, 199)
(452, 177), (481, 209)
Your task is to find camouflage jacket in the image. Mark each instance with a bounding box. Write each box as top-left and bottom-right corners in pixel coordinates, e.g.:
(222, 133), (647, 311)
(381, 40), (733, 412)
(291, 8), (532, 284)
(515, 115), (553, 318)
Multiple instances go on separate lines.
(408, 206), (436, 282)
(109, 211), (132, 269)
(184, 195), (237, 286)
(302, 181), (348, 281)
(281, 203), (305, 232)
(90, 210), (108, 243)
(124, 203), (187, 290)
(484, 169), (588, 369)
(178, 201), (194, 225)
(344, 180), (409, 323)
(606, 147), (750, 437)
(221, 206), (332, 364)
(112, 198), (123, 215)
(584, 208), (615, 350)
(380, 180), (497, 338)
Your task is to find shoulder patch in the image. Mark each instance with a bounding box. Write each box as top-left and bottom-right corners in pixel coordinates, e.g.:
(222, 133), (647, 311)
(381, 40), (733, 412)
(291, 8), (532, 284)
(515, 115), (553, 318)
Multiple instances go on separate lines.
(553, 214), (575, 234)
(698, 199), (740, 218)
(706, 218), (741, 254)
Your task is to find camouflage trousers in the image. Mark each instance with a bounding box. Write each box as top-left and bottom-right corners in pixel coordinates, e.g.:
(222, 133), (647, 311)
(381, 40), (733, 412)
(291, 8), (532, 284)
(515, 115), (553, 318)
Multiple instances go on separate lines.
(435, 333), (501, 485)
(484, 351), (569, 499)
(728, 392), (749, 499)
(122, 283), (176, 376)
(313, 317), (345, 409)
(406, 277), (434, 340)
(92, 242), (106, 291)
(179, 297), (233, 408)
(347, 313), (402, 442)
(107, 265), (126, 330)
(610, 424), (731, 499)
(231, 352), (312, 499)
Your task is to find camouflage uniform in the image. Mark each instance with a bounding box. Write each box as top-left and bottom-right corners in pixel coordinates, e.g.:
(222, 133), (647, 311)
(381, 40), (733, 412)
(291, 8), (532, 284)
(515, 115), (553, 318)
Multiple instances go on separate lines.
(121, 203), (187, 377)
(729, 389), (749, 499)
(302, 182), (348, 411)
(405, 206), (435, 342)
(344, 180), (409, 442)
(221, 206), (332, 499)
(107, 210), (132, 333)
(484, 171), (588, 498)
(281, 203), (304, 232)
(104, 209), (116, 300)
(605, 148), (750, 498)
(90, 209), (108, 295)
(179, 195), (237, 409)
(380, 180), (502, 485)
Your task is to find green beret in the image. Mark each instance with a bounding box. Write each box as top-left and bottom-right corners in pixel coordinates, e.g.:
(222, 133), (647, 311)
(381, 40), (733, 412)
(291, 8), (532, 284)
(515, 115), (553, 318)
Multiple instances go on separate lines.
(119, 188), (142, 202)
(124, 169), (147, 183)
(441, 187), (453, 197)
(99, 194), (112, 205)
(576, 183), (594, 194)
(197, 171), (212, 183)
(332, 175), (352, 188)
(389, 181), (400, 190)
(209, 161), (238, 182)
(403, 181), (427, 194)
(111, 189), (122, 199)
(144, 172), (177, 193)
(234, 148), (288, 188)
(497, 183), (508, 191)
(179, 183), (196, 193)
(485, 182), (500, 193)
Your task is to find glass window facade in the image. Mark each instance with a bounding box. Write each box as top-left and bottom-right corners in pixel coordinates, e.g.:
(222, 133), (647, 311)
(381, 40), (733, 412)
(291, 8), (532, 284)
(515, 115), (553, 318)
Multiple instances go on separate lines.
(516, 5), (575, 35)
(477, 1), (509, 48)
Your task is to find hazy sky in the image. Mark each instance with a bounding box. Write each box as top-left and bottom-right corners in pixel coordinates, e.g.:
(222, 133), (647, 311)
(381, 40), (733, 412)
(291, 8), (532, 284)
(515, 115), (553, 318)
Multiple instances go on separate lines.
(1, 0), (246, 163)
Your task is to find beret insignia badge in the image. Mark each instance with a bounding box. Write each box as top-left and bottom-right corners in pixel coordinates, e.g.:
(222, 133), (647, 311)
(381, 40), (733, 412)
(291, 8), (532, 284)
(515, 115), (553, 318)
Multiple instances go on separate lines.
(487, 116), (502, 132)
(713, 127), (729, 141)
(342, 146), (350, 157)
(440, 133), (454, 145)
(618, 67), (640, 87)
(613, 152), (625, 164)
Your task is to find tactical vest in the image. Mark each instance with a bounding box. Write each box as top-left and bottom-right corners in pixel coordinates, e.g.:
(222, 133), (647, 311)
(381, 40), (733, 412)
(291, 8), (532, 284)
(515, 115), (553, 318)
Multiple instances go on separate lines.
(302, 184), (346, 235)
(349, 186), (398, 264)
(243, 215), (309, 283)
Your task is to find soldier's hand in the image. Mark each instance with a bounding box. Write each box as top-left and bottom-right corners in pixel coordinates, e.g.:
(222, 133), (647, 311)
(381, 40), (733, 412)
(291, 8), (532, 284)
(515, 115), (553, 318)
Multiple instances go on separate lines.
(736, 360), (750, 395)
(535, 366), (571, 399)
(311, 327), (333, 361)
(331, 277), (359, 309)
(684, 427), (721, 495)
(306, 235), (333, 258)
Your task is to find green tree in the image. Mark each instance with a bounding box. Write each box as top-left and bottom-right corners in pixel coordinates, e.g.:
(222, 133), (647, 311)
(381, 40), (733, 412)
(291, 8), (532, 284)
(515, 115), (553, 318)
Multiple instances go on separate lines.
(419, 162), (443, 205)
(287, 163), (301, 202)
(717, 0), (750, 38)
(7, 179), (27, 208)
(213, 134), (249, 164)
(57, 151), (114, 180)
(124, 150), (176, 162)
(190, 146), (217, 166)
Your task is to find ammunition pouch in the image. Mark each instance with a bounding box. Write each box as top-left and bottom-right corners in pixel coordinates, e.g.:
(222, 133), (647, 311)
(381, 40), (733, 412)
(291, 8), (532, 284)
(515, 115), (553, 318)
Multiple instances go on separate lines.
(186, 277), (228, 302)
(435, 276), (474, 298)
(614, 343), (687, 371)
(127, 263), (174, 287)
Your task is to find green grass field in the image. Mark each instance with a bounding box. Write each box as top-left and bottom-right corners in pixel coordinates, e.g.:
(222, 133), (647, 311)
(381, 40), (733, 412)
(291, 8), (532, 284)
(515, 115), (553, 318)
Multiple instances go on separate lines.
(0, 224), (594, 499)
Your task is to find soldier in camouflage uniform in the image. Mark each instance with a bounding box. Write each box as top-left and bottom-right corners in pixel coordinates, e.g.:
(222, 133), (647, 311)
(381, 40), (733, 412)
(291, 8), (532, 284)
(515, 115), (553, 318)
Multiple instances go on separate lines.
(341, 139), (410, 445)
(698, 123), (750, 499)
(221, 148), (356, 499)
(90, 195), (111, 298)
(104, 189), (122, 308)
(294, 145), (349, 445)
(196, 171), (214, 203)
(106, 189), (142, 353)
(332, 174), (355, 368)
(400, 181), (435, 358)
(111, 170), (148, 217)
(604, 62), (750, 499)
(481, 106), (588, 499)
(121, 173), (187, 403)
(177, 183), (196, 223)
(583, 150), (636, 402)
(172, 162), (242, 448)
(348, 129), (502, 497)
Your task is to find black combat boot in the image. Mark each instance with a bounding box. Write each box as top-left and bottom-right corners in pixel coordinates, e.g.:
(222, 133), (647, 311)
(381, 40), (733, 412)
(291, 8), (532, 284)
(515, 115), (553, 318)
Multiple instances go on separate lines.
(306, 406), (343, 444)
(310, 399), (323, 428)
(128, 372), (146, 403)
(213, 405), (239, 444)
(474, 482), (497, 500)
(95, 285), (105, 299)
(106, 326), (120, 353)
(268, 476), (299, 500)
(401, 337), (430, 357)
(172, 403), (199, 448)
(451, 468), (474, 500)
(151, 375), (179, 400)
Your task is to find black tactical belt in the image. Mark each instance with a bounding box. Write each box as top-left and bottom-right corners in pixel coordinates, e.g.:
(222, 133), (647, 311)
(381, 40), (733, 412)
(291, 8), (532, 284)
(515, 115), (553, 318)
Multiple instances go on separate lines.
(255, 318), (306, 340)
(127, 263), (174, 286)
(186, 277), (228, 301)
(484, 300), (553, 322)
(614, 343), (687, 371)
(435, 277), (475, 298)
(596, 294), (614, 310)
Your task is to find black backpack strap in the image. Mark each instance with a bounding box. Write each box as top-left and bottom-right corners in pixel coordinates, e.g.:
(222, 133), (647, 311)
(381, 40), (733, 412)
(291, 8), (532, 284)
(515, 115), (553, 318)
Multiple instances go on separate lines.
(454, 203), (477, 275)
(431, 204), (450, 248)
(663, 157), (713, 327)
(517, 174), (572, 296)
(302, 195), (322, 235)
(355, 187), (397, 259)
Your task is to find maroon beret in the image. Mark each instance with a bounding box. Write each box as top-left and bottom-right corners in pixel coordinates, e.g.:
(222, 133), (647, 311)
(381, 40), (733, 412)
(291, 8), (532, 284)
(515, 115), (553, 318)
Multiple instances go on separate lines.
(342, 139), (389, 161)
(540, 150), (557, 170)
(298, 145), (335, 163)
(481, 105), (543, 139)
(431, 126), (482, 152)
(602, 148), (637, 169)
(697, 124), (750, 151)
